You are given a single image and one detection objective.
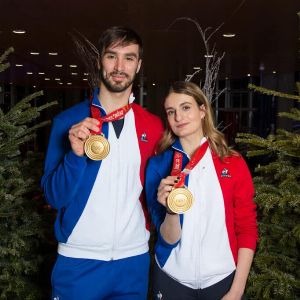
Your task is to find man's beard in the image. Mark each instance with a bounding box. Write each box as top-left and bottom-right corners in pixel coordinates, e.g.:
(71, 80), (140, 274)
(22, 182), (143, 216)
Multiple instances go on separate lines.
(100, 70), (136, 93)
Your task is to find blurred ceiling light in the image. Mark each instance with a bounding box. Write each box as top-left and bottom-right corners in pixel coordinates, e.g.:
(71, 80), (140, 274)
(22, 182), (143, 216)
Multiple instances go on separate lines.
(13, 29), (26, 34)
(222, 33), (236, 38)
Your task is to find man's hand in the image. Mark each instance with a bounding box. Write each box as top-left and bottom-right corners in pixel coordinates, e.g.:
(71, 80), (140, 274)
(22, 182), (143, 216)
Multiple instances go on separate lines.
(68, 118), (100, 157)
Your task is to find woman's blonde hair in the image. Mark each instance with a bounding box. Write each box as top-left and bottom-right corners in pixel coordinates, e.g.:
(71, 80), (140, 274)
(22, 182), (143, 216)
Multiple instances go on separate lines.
(156, 81), (237, 159)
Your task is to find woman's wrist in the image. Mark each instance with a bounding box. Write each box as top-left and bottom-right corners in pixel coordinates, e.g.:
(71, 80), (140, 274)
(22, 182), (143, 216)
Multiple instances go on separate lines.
(166, 207), (177, 215)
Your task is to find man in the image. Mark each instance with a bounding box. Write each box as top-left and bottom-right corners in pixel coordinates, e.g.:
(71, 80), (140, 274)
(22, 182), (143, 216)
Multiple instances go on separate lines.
(42, 26), (163, 300)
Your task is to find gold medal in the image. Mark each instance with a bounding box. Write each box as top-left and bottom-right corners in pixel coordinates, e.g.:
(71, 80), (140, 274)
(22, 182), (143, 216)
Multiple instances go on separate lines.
(167, 187), (194, 214)
(84, 135), (110, 160)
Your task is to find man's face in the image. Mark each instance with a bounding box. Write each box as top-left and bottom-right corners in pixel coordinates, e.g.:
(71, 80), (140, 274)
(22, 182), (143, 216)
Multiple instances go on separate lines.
(100, 43), (141, 93)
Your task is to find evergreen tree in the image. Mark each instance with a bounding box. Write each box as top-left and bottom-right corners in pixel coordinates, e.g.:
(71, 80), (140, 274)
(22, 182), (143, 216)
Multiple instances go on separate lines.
(236, 83), (300, 299)
(0, 48), (56, 299)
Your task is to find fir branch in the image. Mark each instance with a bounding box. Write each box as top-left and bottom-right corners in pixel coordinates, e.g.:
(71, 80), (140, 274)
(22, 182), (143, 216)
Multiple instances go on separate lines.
(0, 47), (14, 73)
(235, 133), (274, 154)
(248, 83), (300, 101)
(15, 121), (51, 138)
(292, 224), (300, 241)
(278, 108), (300, 122)
(0, 47), (14, 66)
(36, 101), (58, 112)
(245, 149), (271, 157)
(0, 63), (10, 74)
(0, 134), (36, 157)
(4, 91), (44, 122)
(236, 132), (300, 158)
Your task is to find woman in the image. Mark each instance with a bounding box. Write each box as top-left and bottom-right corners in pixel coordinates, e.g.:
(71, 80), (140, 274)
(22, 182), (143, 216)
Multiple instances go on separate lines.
(145, 81), (258, 300)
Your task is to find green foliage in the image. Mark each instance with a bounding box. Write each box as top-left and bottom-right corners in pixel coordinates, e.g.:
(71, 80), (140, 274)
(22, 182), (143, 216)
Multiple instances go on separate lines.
(0, 47), (13, 73)
(236, 84), (300, 299)
(0, 49), (57, 299)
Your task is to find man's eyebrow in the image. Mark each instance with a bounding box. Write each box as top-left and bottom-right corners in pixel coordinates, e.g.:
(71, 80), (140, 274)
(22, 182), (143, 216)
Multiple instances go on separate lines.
(103, 50), (117, 55)
(103, 50), (138, 58)
(124, 52), (138, 58)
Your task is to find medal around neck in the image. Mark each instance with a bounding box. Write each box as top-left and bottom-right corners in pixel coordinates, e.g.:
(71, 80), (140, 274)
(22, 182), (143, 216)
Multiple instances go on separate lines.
(84, 135), (110, 160)
(167, 187), (194, 214)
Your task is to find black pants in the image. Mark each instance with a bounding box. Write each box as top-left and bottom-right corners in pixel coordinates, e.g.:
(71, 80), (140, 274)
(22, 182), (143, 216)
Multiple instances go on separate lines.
(152, 262), (246, 300)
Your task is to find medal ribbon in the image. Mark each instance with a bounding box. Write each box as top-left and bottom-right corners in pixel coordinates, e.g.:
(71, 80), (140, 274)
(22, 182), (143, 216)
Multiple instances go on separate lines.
(171, 141), (209, 188)
(90, 103), (132, 134)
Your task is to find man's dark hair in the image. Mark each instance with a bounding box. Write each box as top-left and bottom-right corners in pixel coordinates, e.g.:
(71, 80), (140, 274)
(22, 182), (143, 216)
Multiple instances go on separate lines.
(98, 26), (143, 59)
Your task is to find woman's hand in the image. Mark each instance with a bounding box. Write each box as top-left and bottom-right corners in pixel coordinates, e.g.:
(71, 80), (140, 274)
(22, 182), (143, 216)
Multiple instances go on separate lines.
(221, 290), (243, 300)
(158, 175), (182, 244)
(221, 248), (254, 300)
(68, 117), (100, 157)
(157, 176), (178, 207)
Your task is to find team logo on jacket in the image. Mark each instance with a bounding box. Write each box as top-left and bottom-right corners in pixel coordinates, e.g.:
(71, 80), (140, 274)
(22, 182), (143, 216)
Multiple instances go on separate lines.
(221, 168), (231, 178)
(140, 132), (148, 142)
(156, 291), (163, 299)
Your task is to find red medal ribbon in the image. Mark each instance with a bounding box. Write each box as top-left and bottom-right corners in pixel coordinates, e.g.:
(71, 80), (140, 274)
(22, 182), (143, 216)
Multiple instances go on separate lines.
(90, 103), (132, 135)
(171, 141), (209, 188)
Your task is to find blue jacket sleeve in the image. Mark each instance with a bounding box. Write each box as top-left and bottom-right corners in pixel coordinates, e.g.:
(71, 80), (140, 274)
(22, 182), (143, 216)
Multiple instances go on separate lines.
(145, 157), (181, 249)
(41, 116), (88, 209)
(145, 158), (165, 231)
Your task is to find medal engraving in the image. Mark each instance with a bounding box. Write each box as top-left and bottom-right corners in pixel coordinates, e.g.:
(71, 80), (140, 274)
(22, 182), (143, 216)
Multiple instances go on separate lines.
(84, 135), (110, 160)
(167, 187), (194, 214)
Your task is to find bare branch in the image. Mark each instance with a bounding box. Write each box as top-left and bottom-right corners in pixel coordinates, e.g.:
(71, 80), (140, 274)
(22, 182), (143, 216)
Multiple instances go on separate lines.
(69, 30), (100, 88)
(167, 17), (225, 103)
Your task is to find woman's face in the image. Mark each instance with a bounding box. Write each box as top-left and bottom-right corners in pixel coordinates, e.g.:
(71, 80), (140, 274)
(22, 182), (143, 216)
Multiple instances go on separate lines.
(164, 92), (205, 139)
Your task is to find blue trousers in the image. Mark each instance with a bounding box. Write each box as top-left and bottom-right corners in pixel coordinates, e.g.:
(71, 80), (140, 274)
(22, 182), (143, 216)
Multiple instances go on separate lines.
(51, 253), (150, 300)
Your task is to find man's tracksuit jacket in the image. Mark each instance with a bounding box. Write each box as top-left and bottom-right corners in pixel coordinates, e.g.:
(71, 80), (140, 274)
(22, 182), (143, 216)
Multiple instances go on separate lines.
(41, 92), (163, 261)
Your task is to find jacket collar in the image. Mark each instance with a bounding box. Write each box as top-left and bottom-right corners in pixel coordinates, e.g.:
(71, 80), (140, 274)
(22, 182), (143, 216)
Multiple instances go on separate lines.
(91, 88), (135, 112)
(171, 136), (208, 158)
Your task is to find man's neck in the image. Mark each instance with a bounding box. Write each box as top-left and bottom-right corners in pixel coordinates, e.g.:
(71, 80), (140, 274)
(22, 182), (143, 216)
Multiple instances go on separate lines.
(98, 83), (132, 113)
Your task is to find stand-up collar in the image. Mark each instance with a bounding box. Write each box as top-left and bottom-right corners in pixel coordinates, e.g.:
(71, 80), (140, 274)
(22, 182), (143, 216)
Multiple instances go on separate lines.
(91, 88), (135, 111)
(171, 136), (208, 158)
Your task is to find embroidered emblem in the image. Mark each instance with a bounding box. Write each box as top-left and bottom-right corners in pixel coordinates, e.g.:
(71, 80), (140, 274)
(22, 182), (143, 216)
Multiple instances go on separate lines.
(156, 291), (163, 299)
(221, 168), (231, 178)
(53, 297), (59, 300)
(141, 132), (148, 142)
